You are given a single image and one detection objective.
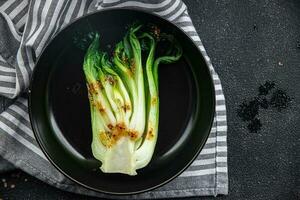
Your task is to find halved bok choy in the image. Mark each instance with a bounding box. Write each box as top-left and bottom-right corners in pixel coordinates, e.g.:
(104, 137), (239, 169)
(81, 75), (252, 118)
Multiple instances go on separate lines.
(83, 24), (182, 175)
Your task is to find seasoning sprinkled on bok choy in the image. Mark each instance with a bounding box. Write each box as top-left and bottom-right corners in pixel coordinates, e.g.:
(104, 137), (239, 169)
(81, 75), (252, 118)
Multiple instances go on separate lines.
(83, 24), (182, 175)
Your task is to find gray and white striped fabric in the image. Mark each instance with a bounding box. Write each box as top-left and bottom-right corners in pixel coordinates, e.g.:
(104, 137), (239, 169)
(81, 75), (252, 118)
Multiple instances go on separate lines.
(0, 0), (228, 198)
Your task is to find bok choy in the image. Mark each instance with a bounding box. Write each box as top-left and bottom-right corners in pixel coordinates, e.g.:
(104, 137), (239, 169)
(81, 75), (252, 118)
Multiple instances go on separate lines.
(83, 24), (182, 175)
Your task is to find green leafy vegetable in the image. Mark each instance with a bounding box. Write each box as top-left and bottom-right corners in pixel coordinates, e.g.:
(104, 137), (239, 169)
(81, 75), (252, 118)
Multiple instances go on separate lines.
(83, 24), (182, 175)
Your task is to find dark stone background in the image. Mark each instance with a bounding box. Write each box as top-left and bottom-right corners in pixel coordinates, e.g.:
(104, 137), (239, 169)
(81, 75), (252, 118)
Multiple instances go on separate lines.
(0, 0), (299, 199)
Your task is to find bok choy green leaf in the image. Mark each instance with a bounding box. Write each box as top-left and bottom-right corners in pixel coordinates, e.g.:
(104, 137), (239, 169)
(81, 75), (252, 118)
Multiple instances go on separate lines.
(83, 24), (182, 175)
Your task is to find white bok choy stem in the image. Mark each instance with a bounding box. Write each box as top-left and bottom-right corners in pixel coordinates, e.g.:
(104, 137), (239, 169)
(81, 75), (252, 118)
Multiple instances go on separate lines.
(83, 25), (182, 175)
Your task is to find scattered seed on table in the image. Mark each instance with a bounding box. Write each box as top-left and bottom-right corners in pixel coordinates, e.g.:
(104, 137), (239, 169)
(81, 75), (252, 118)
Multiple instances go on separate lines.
(258, 81), (275, 95)
(237, 99), (260, 121)
(238, 81), (291, 133)
(297, 40), (300, 49)
(270, 89), (291, 111)
(253, 24), (257, 30)
(247, 118), (262, 133)
(259, 98), (269, 109)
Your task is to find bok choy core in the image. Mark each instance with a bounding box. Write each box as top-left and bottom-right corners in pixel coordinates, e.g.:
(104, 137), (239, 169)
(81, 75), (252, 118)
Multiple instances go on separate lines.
(83, 24), (182, 175)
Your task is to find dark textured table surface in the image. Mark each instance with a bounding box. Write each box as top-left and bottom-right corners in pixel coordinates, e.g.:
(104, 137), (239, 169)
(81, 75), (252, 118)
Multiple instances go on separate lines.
(1, 0), (300, 199)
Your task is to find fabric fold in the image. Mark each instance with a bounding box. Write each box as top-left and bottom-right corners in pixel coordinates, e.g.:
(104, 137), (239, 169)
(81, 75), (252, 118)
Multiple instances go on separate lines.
(0, 0), (228, 198)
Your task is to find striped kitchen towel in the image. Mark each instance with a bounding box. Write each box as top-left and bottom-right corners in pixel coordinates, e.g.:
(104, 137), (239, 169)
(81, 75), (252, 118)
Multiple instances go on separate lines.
(0, 0), (228, 198)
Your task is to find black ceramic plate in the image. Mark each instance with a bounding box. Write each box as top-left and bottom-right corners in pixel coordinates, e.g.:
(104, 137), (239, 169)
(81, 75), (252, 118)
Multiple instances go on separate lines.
(29, 9), (215, 195)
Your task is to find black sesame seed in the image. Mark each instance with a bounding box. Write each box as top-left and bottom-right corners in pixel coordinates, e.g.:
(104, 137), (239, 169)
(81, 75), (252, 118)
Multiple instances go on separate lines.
(237, 99), (260, 121)
(253, 24), (257, 30)
(270, 89), (291, 111)
(258, 81), (276, 95)
(259, 98), (269, 109)
(297, 40), (300, 49)
(247, 118), (262, 133)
